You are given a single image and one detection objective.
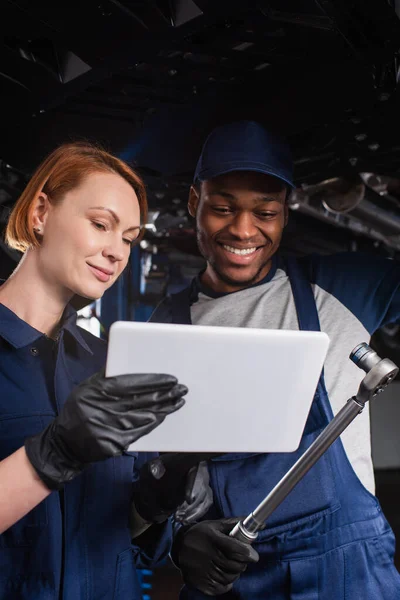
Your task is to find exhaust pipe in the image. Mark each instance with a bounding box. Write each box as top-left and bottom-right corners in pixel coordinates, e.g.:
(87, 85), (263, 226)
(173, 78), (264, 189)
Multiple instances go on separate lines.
(290, 177), (400, 237)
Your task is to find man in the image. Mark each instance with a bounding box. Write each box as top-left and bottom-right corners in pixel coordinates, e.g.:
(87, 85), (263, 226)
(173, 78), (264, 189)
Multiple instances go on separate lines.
(151, 120), (400, 598)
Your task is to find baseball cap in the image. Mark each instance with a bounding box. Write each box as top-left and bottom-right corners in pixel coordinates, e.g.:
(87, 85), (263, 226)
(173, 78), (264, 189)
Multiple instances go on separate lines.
(194, 120), (294, 188)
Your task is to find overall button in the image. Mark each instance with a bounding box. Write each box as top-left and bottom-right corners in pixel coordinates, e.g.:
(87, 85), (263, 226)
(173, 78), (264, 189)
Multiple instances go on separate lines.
(30, 347), (39, 356)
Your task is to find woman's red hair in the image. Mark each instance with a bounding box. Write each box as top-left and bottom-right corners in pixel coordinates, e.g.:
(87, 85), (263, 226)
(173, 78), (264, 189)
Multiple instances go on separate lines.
(6, 141), (148, 252)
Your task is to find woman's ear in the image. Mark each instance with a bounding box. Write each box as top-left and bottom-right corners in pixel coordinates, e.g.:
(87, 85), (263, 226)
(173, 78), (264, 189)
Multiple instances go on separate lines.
(31, 192), (50, 235)
(188, 185), (200, 218)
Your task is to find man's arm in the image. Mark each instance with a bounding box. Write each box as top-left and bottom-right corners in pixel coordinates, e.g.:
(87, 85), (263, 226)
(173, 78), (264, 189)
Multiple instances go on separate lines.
(307, 252), (400, 333)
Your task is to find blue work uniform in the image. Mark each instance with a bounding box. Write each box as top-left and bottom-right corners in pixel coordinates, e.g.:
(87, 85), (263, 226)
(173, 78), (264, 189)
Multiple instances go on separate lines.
(0, 303), (171, 600)
(162, 256), (400, 599)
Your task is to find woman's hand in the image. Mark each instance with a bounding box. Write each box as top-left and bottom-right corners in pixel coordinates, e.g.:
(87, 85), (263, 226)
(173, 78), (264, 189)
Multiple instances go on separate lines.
(24, 371), (187, 490)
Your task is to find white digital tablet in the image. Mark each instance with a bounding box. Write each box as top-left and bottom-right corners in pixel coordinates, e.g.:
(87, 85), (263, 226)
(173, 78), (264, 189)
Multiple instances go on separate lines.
(106, 321), (330, 453)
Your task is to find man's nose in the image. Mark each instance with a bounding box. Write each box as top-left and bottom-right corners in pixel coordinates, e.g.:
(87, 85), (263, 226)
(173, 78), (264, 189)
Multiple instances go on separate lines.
(227, 211), (258, 239)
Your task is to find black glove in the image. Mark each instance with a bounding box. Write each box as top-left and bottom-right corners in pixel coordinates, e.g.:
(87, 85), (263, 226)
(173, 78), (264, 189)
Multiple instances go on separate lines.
(132, 455), (214, 525)
(174, 518), (259, 596)
(25, 371), (187, 490)
(174, 461), (214, 525)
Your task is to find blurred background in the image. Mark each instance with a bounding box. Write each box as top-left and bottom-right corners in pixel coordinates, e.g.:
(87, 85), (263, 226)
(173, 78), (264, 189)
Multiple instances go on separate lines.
(1, 0), (400, 596)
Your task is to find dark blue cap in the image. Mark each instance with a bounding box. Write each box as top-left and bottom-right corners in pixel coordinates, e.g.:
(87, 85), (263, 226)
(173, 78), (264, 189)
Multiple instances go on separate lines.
(194, 120), (294, 188)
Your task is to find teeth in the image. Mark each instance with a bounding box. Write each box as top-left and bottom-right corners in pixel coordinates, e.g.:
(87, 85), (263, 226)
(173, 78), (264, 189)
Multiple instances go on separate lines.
(223, 245), (257, 256)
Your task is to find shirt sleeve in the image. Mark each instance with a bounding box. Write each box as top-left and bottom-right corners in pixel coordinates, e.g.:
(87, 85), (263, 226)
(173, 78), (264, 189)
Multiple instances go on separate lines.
(307, 252), (400, 334)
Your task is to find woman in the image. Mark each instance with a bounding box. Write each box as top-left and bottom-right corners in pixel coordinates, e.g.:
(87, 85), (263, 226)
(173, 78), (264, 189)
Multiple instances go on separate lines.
(0, 142), (188, 599)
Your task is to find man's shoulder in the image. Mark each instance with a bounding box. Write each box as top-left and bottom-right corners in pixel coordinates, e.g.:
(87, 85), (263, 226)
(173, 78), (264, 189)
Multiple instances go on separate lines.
(300, 251), (400, 286)
(299, 251), (400, 332)
(148, 296), (173, 323)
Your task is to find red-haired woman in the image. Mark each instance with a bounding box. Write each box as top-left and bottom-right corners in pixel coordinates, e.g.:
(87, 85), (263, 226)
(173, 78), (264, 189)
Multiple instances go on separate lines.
(0, 143), (188, 599)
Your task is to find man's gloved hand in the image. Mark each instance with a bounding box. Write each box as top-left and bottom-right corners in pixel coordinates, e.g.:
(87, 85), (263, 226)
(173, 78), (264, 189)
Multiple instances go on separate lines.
(25, 371), (187, 491)
(131, 456), (214, 529)
(174, 461), (214, 525)
(174, 518), (259, 596)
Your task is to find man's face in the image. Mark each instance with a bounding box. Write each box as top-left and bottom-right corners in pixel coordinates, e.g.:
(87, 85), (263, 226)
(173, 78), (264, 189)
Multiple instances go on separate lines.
(189, 171), (288, 293)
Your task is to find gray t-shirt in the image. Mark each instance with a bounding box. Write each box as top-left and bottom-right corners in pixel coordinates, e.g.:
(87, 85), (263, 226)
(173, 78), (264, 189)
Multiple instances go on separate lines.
(151, 252), (400, 494)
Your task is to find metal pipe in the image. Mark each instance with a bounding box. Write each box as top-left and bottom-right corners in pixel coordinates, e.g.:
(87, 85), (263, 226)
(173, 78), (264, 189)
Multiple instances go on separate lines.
(350, 199), (400, 236)
(230, 397), (363, 543)
(291, 177), (400, 237)
(230, 344), (398, 544)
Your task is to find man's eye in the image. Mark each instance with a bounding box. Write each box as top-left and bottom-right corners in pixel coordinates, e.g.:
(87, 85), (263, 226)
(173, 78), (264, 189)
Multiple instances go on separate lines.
(213, 207), (232, 214)
(257, 212), (276, 219)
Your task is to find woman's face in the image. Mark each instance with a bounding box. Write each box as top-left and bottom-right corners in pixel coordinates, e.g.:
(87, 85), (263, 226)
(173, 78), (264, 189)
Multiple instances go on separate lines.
(36, 171), (141, 300)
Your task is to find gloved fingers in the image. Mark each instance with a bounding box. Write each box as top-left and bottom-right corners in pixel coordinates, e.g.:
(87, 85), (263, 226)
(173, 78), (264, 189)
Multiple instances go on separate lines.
(127, 383), (188, 410)
(122, 398), (186, 433)
(81, 394), (186, 433)
(214, 531), (260, 564)
(120, 415), (166, 446)
(184, 464), (199, 504)
(100, 373), (179, 395)
(211, 562), (243, 584)
(203, 565), (238, 587)
(212, 554), (249, 575)
(83, 386), (187, 415)
(124, 398), (185, 440)
(175, 489), (213, 524)
(99, 383), (187, 411)
(176, 487), (213, 525)
(184, 461), (210, 504)
(132, 395), (186, 417)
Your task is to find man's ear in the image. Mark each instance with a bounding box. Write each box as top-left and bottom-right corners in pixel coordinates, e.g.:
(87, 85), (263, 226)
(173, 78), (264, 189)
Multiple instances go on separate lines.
(188, 185), (200, 218)
(31, 192), (51, 233)
(284, 202), (289, 227)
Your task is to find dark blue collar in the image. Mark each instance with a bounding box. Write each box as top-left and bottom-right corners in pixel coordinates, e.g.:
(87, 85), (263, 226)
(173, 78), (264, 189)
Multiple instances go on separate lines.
(0, 302), (93, 354)
(193, 252), (281, 301)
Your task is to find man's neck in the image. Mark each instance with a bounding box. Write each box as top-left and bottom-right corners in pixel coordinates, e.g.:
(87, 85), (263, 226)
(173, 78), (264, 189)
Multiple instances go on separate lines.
(200, 260), (273, 295)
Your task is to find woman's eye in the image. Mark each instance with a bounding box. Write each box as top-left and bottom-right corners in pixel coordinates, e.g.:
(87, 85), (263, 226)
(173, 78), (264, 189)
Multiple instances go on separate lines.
(123, 238), (134, 246)
(92, 221), (107, 231)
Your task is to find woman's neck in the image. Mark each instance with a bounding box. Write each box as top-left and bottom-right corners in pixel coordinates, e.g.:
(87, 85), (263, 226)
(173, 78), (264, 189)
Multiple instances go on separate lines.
(0, 251), (72, 338)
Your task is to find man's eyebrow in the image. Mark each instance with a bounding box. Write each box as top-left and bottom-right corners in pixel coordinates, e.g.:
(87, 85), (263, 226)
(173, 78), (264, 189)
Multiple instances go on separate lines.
(89, 206), (140, 231)
(207, 191), (281, 203)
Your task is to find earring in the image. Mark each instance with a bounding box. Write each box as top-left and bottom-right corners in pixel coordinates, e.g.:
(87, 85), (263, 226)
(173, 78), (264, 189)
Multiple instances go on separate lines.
(34, 227), (42, 233)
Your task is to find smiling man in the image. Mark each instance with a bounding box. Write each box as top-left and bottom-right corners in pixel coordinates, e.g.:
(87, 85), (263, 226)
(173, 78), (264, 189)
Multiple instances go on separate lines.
(151, 121), (400, 599)
(189, 170), (287, 293)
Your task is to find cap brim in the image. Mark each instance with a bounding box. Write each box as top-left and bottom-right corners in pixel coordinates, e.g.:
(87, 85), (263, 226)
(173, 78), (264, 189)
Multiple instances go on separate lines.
(196, 164), (294, 188)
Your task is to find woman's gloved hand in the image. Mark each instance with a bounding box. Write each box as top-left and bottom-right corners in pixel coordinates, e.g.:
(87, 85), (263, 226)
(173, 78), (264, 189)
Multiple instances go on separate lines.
(174, 518), (259, 596)
(24, 371), (187, 490)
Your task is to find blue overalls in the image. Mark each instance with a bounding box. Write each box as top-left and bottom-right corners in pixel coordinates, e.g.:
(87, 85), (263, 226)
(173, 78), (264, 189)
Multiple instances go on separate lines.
(0, 302), (171, 600)
(170, 257), (400, 599)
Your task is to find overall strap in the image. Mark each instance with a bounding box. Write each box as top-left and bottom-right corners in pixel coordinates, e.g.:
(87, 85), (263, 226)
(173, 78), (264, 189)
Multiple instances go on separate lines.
(286, 256), (321, 333)
(286, 256), (331, 419)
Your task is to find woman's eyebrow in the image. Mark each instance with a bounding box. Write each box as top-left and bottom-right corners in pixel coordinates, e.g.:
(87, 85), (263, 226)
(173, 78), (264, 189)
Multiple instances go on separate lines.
(89, 206), (120, 224)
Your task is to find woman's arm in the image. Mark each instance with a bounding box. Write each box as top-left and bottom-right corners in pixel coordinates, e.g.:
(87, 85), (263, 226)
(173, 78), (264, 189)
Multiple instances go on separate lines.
(0, 447), (51, 534)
